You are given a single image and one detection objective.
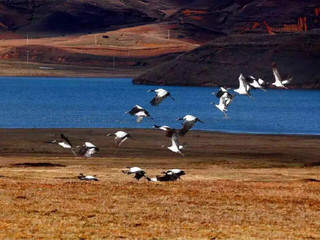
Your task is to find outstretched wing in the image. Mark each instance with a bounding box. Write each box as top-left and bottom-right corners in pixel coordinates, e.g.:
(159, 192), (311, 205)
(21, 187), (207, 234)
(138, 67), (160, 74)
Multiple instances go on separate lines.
(78, 145), (88, 156)
(272, 63), (282, 83)
(60, 133), (73, 147)
(115, 137), (128, 147)
(150, 95), (165, 106)
(282, 77), (293, 85)
(127, 105), (142, 115)
(178, 120), (195, 137)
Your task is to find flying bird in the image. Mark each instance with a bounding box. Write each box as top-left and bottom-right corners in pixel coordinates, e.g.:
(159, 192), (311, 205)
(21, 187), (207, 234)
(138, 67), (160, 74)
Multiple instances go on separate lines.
(78, 173), (99, 181)
(78, 142), (99, 158)
(153, 125), (176, 138)
(213, 87), (231, 98)
(47, 133), (76, 156)
(214, 94), (232, 119)
(247, 76), (267, 91)
(162, 132), (185, 156)
(122, 167), (146, 181)
(125, 105), (152, 123)
(272, 62), (293, 88)
(147, 88), (175, 106)
(107, 131), (132, 147)
(234, 74), (253, 98)
(178, 115), (204, 137)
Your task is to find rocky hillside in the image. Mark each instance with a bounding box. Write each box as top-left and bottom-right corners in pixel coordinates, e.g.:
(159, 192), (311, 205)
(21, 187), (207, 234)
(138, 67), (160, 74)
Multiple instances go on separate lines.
(133, 0), (320, 88)
(133, 30), (320, 88)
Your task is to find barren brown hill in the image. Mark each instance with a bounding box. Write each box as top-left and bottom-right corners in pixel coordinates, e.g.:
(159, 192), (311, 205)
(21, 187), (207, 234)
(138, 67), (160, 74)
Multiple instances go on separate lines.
(133, 30), (320, 88)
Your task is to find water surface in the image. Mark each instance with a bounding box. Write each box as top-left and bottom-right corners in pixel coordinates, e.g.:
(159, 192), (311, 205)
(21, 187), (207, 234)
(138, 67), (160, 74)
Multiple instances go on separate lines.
(0, 77), (319, 135)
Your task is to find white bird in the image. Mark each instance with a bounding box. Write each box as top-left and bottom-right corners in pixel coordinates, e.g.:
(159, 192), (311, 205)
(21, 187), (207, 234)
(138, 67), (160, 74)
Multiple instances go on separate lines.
(153, 125), (176, 138)
(47, 133), (76, 156)
(161, 132), (186, 156)
(215, 96), (228, 119)
(78, 173), (99, 181)
(178, 115), (204, 137)
(125, 105), (152, 123)
(145, 176), (159, 182)
(162, 169), (186, 178)
(247, 76), (267, 91)
(146, 173), (180, 182)
(147, 88), (175, 106)
(272, 62), (293, 89)
(213, 87), (230, 98)
(234, 74), (253, 98)
(107, 131), (132, 147)
(122, 166), (146, 180)
(78, 142), (99, 158)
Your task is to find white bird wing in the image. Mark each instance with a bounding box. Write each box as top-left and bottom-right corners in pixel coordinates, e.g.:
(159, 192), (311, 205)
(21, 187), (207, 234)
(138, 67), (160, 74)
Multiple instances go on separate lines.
(170, 133), (183, 155)
(258, 78), (265, 85)
(129, 167), (143, 173)
(272, 65), (282, 83)
(238, 74), (250, 92)
(58, 142), (72, 149)
(115, 131), (127, 138)
(84, 142), (96, 148)
(282, 77), (293, 85)
(116, 137), (128, 147)
(136, 116), (143, 123)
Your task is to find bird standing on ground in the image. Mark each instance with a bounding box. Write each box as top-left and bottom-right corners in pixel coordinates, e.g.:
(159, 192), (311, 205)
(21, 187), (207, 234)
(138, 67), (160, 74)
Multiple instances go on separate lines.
(107, 131), (132, 147)
(78, 142), (99, 158)
(47, 133), (77, 156)
(162, 169), (186, 179)
(234, 74), (253, 98)
(125, 105), (152, 123)
(178, 115), (204, 137)
(147, 88), (175, 106)
(122, 167), (146, 180)
(78, 173), (99, 181)
(272, 62), (293, 89)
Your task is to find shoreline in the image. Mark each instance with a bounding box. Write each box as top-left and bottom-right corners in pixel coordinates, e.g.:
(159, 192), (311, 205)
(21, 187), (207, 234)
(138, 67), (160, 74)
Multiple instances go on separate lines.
(1, 75), (320, 90)
(0, 127), (318, 137)
(0, 128), (319, 168)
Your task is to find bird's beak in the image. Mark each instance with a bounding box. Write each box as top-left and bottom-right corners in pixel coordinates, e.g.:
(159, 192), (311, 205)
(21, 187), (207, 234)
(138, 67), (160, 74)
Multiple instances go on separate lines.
(147, 90), (154, 92)
(169, 96), (175, 101)
(198, 119), (204, 124)
(177, 118), (183, 121)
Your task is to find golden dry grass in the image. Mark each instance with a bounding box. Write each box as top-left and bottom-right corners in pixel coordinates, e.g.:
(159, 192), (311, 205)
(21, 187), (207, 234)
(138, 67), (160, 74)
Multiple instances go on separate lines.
(0, 129), (319, 239)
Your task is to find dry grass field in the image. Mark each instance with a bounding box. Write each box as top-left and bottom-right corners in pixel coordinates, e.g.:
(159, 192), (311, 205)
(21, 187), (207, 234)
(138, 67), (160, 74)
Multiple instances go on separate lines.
(0, 23), (198, 78)
(0, 129), (319, 239)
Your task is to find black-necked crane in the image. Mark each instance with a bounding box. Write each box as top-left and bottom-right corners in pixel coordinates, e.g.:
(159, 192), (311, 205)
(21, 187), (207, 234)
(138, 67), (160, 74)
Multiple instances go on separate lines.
(107, 131), (132, 147)
(47, 133), (76, 156)
(78, 173), (99, 181)
(147, 88), (175, 106)
(122, 166), (146, 180)
(177, 115), (204, 137)
(234, 74), (253, 98)
(125, 105), (152, 123)
(78, 142), (99, 158)
(272, 62), (293, 89)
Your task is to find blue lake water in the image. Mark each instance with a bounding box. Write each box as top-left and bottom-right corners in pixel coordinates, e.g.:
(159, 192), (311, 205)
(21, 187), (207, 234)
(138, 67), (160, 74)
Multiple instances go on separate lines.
(0, 77), (319, 135)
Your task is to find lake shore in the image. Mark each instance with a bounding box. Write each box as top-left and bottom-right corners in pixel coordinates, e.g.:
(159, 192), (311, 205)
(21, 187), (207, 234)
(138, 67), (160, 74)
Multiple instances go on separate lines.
(0, 128), (319, 239)
(0, 128), (319, 167)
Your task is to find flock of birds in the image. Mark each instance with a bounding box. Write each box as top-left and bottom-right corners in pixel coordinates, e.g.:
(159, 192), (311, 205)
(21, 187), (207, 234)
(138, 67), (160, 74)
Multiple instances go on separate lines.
(48, 62), (292, 182)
